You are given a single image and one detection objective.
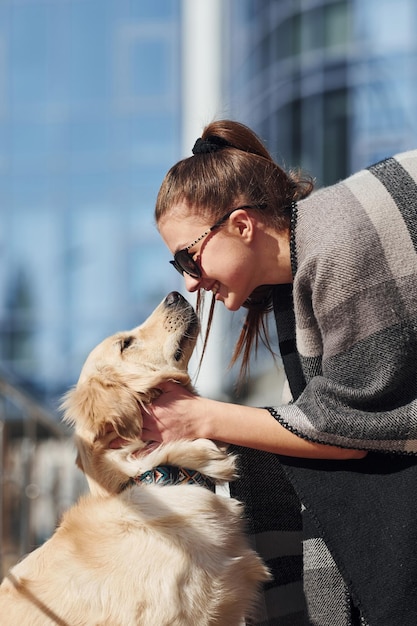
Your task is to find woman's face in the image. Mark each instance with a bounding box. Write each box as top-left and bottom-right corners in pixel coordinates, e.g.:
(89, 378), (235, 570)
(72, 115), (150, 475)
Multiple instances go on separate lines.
(158, 202), (290, 311)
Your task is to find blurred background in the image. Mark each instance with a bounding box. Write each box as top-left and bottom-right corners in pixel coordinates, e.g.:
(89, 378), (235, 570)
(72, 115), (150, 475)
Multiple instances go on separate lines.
(1, 0), (417, 574)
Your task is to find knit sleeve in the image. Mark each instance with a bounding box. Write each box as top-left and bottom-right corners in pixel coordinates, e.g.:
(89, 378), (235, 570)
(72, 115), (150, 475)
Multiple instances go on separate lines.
(275, 151), (417, 454)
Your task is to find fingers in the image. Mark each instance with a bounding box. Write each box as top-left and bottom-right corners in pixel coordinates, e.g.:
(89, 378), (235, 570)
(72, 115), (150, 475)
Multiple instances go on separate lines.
(102, 421), (133, 449)
(141, 410), (161, 443)
(155, 380), (181, 394)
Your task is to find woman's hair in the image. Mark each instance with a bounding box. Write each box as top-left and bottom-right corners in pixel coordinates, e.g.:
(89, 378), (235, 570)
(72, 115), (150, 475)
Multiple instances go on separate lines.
(155, 120), (314, 384)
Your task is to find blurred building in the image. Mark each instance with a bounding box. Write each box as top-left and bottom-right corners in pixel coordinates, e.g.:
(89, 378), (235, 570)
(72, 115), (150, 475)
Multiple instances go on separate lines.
(224, 0), (417, 187)
(0, 0), (183, 403)
(215, 0), (417, 404)
(2, 0), (417, 566)
(0, 0), (185, 573)
(2, 0), (417, 408)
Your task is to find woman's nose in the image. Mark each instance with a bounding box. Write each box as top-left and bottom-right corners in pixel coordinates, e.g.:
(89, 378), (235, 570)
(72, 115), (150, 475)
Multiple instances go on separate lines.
(183, 273), (201, 292)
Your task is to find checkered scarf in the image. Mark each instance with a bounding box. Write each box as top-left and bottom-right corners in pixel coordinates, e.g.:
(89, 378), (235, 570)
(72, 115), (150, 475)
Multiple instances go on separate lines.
(230, 150), (417, 625)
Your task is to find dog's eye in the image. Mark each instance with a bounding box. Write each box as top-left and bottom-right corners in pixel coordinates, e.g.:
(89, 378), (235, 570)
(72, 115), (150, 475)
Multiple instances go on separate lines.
(120, 336), (134, 352)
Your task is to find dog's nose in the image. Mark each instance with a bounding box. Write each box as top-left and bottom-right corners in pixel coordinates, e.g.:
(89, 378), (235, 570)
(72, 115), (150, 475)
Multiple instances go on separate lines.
(165, 291), (184, 306)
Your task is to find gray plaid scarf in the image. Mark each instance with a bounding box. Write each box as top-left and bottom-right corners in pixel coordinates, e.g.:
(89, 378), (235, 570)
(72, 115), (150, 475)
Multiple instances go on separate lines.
(230, 150), (417, 626)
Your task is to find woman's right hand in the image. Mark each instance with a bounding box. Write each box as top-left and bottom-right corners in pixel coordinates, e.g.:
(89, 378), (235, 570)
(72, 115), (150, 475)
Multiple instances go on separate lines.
(142, 381), (208, 443)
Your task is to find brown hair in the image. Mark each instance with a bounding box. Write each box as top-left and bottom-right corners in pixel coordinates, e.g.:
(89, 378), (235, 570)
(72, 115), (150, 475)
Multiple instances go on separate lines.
(155, 120), (314, 383)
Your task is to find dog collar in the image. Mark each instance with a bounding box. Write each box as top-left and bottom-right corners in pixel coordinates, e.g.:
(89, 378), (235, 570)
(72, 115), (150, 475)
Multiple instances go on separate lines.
(129, 465), (215, 492)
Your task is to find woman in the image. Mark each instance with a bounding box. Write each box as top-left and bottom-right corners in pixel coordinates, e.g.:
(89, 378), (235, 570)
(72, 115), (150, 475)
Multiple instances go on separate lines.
(142, 120), (417, 625)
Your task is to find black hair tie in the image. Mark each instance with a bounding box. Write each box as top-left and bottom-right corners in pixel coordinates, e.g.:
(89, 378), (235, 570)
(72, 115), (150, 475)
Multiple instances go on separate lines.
(192, 135), (231, 154)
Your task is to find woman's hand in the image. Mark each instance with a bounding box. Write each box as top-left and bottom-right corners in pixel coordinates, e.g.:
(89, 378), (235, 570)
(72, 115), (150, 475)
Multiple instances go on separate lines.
(107, 382), (207, 449)
(109, 383), (368, 460)
(142, 381), (207, 443)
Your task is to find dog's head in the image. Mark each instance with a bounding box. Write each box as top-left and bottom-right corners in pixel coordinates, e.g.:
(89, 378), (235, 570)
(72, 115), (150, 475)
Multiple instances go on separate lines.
(61, 291), (199, 494)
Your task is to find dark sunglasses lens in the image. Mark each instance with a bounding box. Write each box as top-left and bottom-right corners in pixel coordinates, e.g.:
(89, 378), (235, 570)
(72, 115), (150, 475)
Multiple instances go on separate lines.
(169, 259), (184, 275)
(171, 251), (201, 278)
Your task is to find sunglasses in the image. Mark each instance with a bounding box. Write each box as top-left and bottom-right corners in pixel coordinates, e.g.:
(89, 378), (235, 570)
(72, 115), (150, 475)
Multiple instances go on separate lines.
(169, 204), (263, 278)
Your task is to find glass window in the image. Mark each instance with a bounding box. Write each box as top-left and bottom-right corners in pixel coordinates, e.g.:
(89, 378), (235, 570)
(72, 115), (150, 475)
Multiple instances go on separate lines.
(10, 174), (50, 210)
(301, 8), (323, 52)
(128, 240), (174, 312)
(324, 1), (350, 48)
(300, 94), (323, 182)
(10, 2), (71, 106)
(10, 4), (49, 104)
(0, 33), (7, 116)
(246, 0), (263, 20)
(131, 39), (170, 98)
(129, 0), (178, 20)
(69, 1), (111, 101)
(259, 33), (270, 74)
(115, 24), (178, 107)
(323, 89), (348, 185)
(10, 121), (55, 169)
(69, 118), (111, 158)
(272, 18), (293, 62)
(354, 0), (412, 52)
(292, 12), (302, 56)
(274, 101), (301, 169)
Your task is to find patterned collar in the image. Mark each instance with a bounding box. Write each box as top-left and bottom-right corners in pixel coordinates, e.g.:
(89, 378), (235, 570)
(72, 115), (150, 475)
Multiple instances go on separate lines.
(125, 465), (215, 492)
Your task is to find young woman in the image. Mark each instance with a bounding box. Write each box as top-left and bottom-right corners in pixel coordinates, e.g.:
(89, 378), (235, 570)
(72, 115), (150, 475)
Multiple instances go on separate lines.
(142, 120), (417, 626)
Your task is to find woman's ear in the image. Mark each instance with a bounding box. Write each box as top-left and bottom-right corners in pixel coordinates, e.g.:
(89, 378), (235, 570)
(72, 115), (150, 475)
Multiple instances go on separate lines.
(228, 208), (255, 241)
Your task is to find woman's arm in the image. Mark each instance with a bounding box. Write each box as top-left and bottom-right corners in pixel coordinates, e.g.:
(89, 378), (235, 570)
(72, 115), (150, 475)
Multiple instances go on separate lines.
(142, 382), (367, 460)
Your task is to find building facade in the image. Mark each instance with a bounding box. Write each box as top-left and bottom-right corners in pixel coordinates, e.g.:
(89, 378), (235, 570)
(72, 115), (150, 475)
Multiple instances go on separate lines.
(224, 0), (417, 186)
(0, 0), (183, 401)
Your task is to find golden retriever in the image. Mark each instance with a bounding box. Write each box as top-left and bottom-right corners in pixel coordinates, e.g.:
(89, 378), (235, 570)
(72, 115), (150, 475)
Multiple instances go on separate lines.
(0, 291), (270, 625)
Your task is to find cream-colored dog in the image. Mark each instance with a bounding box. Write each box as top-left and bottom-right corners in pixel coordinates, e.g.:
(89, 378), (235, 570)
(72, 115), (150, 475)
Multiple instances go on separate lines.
(0, 291), (269, 625)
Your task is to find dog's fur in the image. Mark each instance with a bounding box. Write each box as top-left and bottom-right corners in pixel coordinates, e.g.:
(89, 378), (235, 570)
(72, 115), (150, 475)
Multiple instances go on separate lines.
(0, 291), (269, 625)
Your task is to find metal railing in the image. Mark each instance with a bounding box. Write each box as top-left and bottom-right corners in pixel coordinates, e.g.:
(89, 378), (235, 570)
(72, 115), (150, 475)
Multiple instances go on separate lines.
(0, 373), (86, 577)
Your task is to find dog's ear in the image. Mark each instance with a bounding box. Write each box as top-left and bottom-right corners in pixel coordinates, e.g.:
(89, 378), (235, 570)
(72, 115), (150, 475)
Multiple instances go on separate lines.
(61, 368), (144, 441)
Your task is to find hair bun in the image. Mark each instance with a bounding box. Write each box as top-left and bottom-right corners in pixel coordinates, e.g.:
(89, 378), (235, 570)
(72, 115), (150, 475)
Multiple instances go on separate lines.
(192, 135), (231, 154)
